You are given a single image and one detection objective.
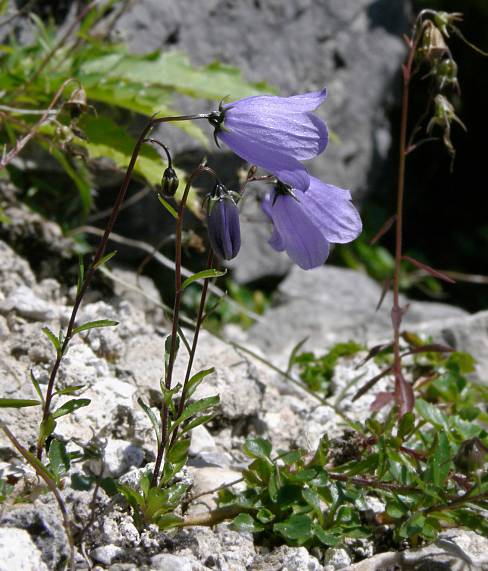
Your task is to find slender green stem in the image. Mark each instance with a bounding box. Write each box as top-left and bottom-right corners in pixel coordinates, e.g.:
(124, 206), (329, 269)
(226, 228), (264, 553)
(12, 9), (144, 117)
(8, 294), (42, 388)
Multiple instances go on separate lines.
(168, 250), (214, 453)
(151, 165), (218, 487)
(37, 113), (211, 460)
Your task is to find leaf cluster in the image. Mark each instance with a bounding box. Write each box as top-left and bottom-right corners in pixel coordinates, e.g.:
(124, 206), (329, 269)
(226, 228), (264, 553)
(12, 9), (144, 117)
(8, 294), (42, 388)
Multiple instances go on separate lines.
(221, 348), (488, 549)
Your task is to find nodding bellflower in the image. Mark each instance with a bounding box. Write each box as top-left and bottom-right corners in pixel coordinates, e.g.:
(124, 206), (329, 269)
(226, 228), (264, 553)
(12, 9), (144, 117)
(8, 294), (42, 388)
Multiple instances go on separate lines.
(206, 184), (241, 261)
(209, 88), (328, 191)
(262, 177), (362, 270)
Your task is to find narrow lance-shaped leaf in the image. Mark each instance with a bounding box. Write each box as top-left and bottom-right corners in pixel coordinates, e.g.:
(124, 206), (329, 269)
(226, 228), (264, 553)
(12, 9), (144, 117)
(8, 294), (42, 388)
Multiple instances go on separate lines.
(30, 370), (45, 405)
(72, 319), (118, 336)
(137, 398), (161, 445)
(0, 398), (41, 408)
(52, 398), (91, 419)
(157, 194), (178, 219)
(169, 395), (220, 431)
(42, 326), (62, 357)
(93, 250), (117, 270)
(402, 255), (456, 284)
(184, 368), (215, 400)
(181, 268), (227, 290)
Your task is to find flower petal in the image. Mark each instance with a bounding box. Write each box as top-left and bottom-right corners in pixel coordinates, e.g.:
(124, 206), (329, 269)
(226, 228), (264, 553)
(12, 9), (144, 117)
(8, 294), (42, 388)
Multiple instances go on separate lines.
(219, 130), (311, 190)
(207, 198), (241, 260)
(303, 177), (362, 243)
(268, 192), (330, 269)
(224, 87), (327, 114)
(220, 108), (328, 162)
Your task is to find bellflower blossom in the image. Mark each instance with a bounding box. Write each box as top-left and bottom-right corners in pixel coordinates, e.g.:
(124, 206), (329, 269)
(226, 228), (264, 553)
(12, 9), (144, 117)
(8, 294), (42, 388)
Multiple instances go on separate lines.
(206, 184), (241, 261)
(208, 88), (328, 191)
(262, 177), (362, 270)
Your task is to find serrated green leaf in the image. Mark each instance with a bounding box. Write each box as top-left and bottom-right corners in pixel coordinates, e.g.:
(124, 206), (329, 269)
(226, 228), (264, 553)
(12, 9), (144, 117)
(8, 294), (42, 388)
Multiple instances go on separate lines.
(182, 269), (227, 290)
(72, 319), (118, 335)
(274, 514), (312, 541)
(313, 523), (341, 547)
(0, 398), (41, 408)
(157, 513), (184, 530)
(243, 437), (272, 460)
(415, 399), (449, 431)
(232, 513), (264, 533)
(52, 398), (91, 419)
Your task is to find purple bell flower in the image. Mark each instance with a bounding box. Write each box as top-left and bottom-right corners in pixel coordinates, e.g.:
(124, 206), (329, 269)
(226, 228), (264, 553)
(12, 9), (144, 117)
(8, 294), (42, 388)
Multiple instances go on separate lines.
(262, 177), (362, 270)
(209, 88), (328, 191)
(206, 184), (241, 261)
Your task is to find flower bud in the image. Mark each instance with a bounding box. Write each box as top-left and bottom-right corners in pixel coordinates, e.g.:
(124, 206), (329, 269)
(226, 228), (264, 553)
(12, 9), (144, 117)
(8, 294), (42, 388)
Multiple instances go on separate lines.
(206, 184), (241, 261)
(420, 22), (448, 62)
(454, 438), (487, 474)
(433, 11), (463, 37)
(436, 57), (459, 90)
(161, 167), (179, 196)
(66, 87), (88, 119)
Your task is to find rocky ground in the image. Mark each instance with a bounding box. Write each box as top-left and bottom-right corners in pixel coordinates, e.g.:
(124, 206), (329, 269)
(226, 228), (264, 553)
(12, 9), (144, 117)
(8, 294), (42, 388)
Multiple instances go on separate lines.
(1, 222), (488, 570)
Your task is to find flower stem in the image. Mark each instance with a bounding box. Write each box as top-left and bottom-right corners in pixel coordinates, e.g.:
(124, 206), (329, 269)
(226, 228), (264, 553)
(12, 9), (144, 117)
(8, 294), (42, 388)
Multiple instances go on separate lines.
(37, 113), (211, 460)
(392, 29), (423, 417)
(167, 250), (214, 453)
(151, 165), (218, 487)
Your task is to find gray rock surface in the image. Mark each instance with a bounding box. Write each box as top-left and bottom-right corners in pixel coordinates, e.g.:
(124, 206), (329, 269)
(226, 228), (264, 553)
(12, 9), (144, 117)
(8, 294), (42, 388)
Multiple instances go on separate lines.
(1, 238), (487, 571)
(0, 502), (69, 570)
(252, 545), (323, 571)
(249, 265), (468, 363)
(348, 529), (488, 570)
(115, 0), (408, 283)
(0, 527), (48, 571)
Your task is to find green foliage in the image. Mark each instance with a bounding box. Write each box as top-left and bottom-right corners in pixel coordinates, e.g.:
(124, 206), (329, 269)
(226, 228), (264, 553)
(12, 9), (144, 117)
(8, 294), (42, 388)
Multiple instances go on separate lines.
(120, 369), (220, 528)
(0, 3), (274, 225)
(220, 346), (488, 549)
(290, 342), (363, 394)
